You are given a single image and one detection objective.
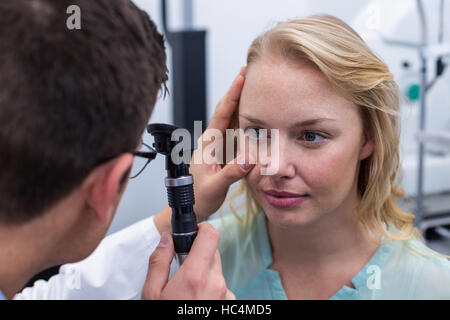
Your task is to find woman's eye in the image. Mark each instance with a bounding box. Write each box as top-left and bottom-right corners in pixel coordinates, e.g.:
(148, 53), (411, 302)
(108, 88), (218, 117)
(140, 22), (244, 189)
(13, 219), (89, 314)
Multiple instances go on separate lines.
(301, 132), (325, 144)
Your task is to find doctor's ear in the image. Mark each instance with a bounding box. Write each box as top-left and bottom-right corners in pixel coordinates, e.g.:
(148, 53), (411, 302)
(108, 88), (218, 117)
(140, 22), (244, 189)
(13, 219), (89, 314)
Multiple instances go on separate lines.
(82, 153), (134, 225)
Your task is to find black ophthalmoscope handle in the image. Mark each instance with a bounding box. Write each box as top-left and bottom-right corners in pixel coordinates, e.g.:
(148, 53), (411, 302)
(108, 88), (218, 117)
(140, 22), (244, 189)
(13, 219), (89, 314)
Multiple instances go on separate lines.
(166, 173), (198, 265)
(147, 123), (198, 265)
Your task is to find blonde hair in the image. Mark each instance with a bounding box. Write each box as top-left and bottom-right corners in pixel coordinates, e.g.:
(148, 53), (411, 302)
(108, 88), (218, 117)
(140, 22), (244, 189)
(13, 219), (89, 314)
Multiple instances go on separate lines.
(226, 14), (424, 245)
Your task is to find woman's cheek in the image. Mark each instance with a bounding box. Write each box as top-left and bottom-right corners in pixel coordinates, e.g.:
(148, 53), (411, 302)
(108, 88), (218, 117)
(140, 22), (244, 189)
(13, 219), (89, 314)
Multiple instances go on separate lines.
(301, 150), (355, 192)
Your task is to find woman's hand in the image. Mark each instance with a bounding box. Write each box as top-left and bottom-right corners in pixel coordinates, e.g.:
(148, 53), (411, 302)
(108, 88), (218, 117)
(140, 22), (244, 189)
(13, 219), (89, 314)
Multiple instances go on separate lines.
(154, 68), (254, 233)
(190, 67), (254, 222)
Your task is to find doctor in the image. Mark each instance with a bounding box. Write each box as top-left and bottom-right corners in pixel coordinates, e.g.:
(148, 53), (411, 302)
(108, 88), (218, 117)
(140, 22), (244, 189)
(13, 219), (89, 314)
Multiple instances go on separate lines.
(0, 0), (253, 300)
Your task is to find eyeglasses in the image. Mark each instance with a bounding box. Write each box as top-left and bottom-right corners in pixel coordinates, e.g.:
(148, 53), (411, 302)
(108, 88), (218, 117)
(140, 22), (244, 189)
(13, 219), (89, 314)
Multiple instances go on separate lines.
(130, 142), (157, 179)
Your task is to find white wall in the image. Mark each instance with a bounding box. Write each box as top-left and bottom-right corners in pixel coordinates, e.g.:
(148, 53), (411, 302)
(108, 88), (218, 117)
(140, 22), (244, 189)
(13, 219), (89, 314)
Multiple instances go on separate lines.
(110, 0), (450, 234)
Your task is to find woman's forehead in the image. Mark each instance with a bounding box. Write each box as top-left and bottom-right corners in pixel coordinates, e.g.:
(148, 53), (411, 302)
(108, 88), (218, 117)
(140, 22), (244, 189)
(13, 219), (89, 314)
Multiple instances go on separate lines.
(240, 58), (358, 125)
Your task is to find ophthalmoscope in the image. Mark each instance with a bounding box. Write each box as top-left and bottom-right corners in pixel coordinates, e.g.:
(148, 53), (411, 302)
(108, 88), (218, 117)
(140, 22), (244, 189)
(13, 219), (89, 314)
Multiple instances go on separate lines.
(147, 123), (197, 265)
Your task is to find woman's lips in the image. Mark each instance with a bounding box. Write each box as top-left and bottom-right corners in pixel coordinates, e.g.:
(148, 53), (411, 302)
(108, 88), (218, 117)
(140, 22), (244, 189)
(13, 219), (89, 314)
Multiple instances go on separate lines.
(263, 190), (308, 209)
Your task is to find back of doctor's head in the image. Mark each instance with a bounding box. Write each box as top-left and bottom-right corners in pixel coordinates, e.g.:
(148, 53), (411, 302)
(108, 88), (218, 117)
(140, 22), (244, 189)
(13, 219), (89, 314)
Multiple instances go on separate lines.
(229, 14), (420, 242)
(0, 0), (168, 224)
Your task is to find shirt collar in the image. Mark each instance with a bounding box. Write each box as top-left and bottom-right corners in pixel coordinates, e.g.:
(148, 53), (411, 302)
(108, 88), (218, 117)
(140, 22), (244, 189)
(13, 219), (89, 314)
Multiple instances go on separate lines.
(0, 289), (7, 300)
(350, 239), (396, 290)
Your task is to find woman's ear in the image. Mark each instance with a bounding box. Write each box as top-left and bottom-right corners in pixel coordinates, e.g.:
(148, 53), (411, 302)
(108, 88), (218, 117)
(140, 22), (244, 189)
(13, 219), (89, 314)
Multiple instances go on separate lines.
(83, 153), (134, 225)
(359, 133), (374, 161)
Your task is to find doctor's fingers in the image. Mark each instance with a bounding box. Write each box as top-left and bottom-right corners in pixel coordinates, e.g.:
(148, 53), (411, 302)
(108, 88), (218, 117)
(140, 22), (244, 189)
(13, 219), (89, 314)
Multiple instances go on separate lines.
(208, 250), (235, 300)
(141, 232), (175, 300)
(225, 289), (236, 300)
(185, 250), (229, 300)
(206, 67), (246, 134)
(183, 222), (221, 269)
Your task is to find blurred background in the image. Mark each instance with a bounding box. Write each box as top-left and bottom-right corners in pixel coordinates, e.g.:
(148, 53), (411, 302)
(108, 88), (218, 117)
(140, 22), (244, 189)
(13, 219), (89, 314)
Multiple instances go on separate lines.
(107, 0), (450, 254)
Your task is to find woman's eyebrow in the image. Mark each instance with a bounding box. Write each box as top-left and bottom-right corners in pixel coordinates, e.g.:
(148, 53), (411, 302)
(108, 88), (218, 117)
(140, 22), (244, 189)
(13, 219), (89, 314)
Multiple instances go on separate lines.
(239, 114), (267, 125)
(239, 114), (336, 127)
(292, 118), (336, 128)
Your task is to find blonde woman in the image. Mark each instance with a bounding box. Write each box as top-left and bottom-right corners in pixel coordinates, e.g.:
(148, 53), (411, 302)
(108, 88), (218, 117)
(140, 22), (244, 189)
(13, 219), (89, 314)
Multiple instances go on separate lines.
(201, 14), (450, 299)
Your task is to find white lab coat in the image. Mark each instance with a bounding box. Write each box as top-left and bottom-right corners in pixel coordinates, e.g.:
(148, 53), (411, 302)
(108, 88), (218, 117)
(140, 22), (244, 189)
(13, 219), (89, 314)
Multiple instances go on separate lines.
(15, 216), (167, 299)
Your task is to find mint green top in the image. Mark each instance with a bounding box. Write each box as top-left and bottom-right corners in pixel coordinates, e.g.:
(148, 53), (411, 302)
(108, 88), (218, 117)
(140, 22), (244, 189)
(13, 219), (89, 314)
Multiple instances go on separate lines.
(208, 212), (450, 299)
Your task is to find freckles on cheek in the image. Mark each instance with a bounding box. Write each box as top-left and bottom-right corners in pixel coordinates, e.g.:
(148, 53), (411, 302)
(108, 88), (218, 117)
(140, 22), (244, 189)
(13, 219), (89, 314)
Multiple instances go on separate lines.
(303, 151), (354, 189)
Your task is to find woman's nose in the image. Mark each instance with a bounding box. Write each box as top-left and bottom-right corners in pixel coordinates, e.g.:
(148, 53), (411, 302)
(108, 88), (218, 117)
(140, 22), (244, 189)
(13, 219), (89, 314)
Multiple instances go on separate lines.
(262, 138), (296, 179)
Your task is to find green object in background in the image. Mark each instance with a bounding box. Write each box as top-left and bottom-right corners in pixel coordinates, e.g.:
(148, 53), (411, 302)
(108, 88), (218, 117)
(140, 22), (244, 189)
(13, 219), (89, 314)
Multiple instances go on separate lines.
(407, 83), (420, 101)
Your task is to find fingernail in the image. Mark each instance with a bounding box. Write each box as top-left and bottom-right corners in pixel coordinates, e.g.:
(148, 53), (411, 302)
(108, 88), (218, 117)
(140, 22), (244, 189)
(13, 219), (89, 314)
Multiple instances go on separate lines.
(238, 155), (253, 171)
(233, 67), (246, 83)
(158, 232), (170, 247)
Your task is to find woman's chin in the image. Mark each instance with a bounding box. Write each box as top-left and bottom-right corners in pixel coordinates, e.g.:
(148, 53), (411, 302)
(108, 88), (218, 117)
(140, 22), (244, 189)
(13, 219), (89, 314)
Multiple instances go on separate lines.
(262, 204), (317, 229)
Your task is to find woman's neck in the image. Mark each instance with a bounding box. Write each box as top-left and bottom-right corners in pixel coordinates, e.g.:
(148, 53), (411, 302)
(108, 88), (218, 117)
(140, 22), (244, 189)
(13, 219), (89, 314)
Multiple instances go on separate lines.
(266, 196), (382, 299)
(267, 198), (380, 270)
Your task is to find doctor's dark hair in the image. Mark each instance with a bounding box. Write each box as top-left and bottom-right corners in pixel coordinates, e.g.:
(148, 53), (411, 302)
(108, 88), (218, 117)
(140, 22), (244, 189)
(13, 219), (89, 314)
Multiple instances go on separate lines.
(0, 0), (168, 224)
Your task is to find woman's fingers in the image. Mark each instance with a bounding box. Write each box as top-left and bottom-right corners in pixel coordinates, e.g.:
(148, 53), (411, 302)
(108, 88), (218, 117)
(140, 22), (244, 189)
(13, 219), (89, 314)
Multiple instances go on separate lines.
(209, 153), (255, 193)
(206, 68), (246, 133)
(188, 68), (248, 221)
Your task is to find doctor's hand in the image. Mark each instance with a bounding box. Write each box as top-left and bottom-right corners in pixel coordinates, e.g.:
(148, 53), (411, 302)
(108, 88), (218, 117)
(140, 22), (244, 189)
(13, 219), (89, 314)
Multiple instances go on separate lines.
(142, 223), (235, 300)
